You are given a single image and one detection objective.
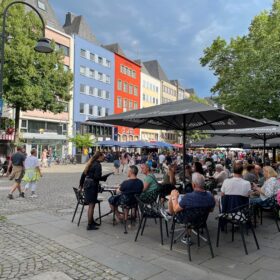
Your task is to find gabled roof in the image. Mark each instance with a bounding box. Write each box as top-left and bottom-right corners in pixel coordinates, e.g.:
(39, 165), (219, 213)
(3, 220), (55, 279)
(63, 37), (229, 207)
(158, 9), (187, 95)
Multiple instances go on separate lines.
(24, 0), (64, 32)
(143, 60), (169, 82)
(63, 12), (99, 44)
(102, 43), (126, 57)
(134, 59), (150, 75)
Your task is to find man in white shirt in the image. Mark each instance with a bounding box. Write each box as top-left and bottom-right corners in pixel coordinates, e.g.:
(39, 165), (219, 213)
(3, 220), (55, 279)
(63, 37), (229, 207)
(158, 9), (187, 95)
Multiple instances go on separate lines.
(221, 161), (251, 197)
(159, 153), (166, 172)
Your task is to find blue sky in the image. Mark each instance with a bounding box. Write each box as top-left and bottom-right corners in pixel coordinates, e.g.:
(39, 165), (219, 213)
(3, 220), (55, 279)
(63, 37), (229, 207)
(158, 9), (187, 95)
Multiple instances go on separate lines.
(50, 0), (273, 97)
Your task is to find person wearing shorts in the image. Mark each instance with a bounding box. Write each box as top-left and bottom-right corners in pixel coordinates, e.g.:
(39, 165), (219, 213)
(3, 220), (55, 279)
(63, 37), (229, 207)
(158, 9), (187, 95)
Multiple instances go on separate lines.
(8, 146), (26, 199)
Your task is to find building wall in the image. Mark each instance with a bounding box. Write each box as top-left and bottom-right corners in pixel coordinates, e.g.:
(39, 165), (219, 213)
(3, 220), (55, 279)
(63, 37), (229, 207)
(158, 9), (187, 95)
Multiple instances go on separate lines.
(21, 26), (71, 122)
(114, 54), (140, 141)
(161, 80), (177, 104)
(73, 35), (114, 128)
(140, 72), (161, 141)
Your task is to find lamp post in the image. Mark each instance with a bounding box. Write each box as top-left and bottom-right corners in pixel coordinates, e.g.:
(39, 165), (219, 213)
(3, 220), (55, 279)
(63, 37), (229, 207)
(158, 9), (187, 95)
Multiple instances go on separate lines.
(0, 0), (53, 100)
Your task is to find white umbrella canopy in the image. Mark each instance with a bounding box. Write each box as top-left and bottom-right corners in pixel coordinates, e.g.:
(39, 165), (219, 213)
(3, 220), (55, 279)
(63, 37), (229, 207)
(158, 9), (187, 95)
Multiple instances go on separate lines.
(94, 99), (273, 183)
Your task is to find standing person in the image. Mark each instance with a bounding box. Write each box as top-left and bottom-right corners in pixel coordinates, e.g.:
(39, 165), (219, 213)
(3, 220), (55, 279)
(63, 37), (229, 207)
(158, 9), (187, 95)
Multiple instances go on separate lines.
(7, 147), (26, 199)
(22, 149), (42, 198)
(41, 149), (48, 168)
(113, 151), (121, 175)
(159, 153), (165, 172)
(47, 148), (52, 167)
(79, 151), (105, 230)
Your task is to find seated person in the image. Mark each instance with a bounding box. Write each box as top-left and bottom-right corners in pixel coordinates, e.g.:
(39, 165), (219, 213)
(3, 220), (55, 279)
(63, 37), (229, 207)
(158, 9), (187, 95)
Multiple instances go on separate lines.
(221, 161), (251, 197)
(167, 172), (215, 216)
(213, 164), (228, 187)
(251, 166), (280, 207)
(108, 165), (143, 220)
(243, 164), (258, 184)
(255, 164), (265, 186)
(140, 163), (160, 202)
(160, 164), (177, 199)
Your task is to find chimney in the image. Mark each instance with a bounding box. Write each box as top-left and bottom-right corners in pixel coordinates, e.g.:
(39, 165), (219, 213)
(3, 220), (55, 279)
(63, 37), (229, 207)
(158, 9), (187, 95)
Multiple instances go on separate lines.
(64, 12), (76, 27)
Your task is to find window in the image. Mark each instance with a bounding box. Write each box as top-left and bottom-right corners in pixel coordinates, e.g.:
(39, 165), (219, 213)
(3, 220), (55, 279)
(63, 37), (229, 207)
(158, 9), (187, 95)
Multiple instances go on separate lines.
(105, 59), (111, 68)
(127, 69), (131, 77)
(98, 72), (103, 81)
(55, 43), (70, 57)
(89, 87), (94, 96)
(117, 80), (122, 90)
(80, 66), (86, 76)
(153, 97), (155, 104)
(134, 102), (138, 109)
(80, 49), (86, 57)
(21, 120), (27, 131)
(89, 105), (94, 115)
(90, 53), (95, 61)
(80, 103), (85, 114)
(37, 0), (46, 11)
(134, 86), (138, 96)
(124, 67), (128, 75)
(98, 56), (103, 64)
(129, 100), (133, 110)
(132, 71), (136, 78)
(105, 108), (109, 116)
(97, 106), (102, 116)
(105, 91), (110, 99)
(123, 82), (128, 93)
(98, 89), (102, 97)
(129, 84), (133, 94)
(123, 99), (128, 108)
(89, 69), (95, 78)
(143, 93), (146, 101)
(80, 84), (85, 93)
(106, 75), (110, 84)
(121, 65), (125, 73)
(117, 97), (122, 108)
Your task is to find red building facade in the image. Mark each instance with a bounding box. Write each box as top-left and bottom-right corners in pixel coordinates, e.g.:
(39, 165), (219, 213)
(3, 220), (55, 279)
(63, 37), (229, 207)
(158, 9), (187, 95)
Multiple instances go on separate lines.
(114, 54), (141, 141)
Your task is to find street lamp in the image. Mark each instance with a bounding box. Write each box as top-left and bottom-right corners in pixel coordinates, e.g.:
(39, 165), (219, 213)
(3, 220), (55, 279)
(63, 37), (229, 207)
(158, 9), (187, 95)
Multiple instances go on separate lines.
(0, 0), (53, 99)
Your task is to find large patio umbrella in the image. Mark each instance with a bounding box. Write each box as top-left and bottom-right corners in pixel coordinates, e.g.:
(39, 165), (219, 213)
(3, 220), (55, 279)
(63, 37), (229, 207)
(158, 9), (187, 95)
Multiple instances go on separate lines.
(93, 99), (272, 183)
(151, 141), (173, 149)
(204, 118), (280, 161)
(187, 135), (251, 148)
(122, 140), (154, 148)
(97, 140), (125, 147)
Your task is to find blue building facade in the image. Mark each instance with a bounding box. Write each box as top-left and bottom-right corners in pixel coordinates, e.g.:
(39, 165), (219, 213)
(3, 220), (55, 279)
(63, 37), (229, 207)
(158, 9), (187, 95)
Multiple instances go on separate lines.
(73, 35), (115, 144)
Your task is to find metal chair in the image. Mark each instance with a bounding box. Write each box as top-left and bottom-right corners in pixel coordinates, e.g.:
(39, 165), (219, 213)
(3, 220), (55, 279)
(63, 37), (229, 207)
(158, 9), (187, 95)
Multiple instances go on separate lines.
(170, 207), (214, 262)
(72, 187), (102, 226)
(216, 195), (259, 255)
(134, 192), (169, 245)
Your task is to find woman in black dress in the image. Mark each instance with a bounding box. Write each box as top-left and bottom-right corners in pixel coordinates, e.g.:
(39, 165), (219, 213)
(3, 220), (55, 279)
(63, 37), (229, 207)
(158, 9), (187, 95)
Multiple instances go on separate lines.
(80, 151), (105, 230)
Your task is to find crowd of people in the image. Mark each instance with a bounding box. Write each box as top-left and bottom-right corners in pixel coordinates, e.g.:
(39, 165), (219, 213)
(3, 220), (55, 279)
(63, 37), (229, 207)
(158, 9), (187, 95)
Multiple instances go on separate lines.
(80, 148), (280, 231)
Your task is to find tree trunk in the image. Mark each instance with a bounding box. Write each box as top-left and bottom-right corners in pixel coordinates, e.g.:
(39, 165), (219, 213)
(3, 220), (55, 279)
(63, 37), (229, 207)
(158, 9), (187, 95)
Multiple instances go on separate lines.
(14, 106), (20, 144)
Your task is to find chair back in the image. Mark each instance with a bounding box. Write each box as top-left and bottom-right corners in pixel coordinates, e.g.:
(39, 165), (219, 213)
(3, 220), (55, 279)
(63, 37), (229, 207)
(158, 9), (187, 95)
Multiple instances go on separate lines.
(175, 207), (211, 228)
(139, 188), (159, 204)
(135, 194), (160, 218)
(73, 187), (86, 205)
(221, 195), (249, 214)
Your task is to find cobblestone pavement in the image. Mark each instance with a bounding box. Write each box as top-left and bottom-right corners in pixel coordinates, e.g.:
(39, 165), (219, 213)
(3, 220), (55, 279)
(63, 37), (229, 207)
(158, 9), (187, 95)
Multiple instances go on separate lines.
(0, 163), (133, 280)
(0, 220), (130, 280)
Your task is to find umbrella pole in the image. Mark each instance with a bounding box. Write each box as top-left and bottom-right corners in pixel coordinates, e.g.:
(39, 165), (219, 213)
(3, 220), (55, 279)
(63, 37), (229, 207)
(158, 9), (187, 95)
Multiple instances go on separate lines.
(183, 116), (186, 187)
(263, 133), (266, 163)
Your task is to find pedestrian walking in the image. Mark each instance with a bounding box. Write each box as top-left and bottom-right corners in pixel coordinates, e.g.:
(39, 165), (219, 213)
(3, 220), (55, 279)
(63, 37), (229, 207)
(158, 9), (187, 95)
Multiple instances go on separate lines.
(7, 146), (26, 199)
(22, 149), (42, 198)
(41, 149), (47, 168)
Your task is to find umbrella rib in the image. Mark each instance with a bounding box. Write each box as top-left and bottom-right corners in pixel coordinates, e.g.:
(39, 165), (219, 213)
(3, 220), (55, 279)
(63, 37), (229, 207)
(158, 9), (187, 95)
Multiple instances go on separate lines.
(185, 113), (196, 129)
(198, 112), (215, 130)
(188, 115), (230, 131)
(154, 117), (180, 130)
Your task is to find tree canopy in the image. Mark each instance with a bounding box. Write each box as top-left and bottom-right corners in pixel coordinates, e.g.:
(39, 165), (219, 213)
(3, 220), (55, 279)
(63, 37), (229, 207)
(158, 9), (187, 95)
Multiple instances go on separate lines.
(200, 0), (280, 121)
(69, 134), (95, 149)
(0, 0), (73, 130)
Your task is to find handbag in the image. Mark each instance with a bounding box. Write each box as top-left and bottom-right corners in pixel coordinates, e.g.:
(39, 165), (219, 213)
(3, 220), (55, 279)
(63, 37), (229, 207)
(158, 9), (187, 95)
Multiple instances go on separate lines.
(83, 177), (94, 190)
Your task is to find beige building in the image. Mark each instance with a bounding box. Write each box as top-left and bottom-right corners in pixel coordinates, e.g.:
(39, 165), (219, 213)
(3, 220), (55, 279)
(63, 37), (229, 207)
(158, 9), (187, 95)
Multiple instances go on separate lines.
(138, 62), (161, 141)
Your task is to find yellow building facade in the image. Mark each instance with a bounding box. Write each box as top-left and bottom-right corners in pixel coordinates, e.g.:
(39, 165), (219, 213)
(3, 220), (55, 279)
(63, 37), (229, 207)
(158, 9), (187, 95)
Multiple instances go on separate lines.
(140, 71), (161, 141)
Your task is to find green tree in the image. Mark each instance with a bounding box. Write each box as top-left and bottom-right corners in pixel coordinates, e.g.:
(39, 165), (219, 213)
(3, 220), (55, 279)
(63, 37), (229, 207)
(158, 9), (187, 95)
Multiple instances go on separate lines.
(69, 134), (95, 151)
(200, 0), (280, 121)
(0, 1), (73, 139)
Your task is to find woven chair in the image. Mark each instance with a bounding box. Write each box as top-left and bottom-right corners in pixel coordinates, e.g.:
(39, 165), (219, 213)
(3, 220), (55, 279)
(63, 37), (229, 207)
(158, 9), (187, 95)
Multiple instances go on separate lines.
(252, 195), (280, 232)
(134, 191), (169, 245)
(72, 187), (102, 226)
(216, 195), (259, 255)
(170, 207), (214, 262)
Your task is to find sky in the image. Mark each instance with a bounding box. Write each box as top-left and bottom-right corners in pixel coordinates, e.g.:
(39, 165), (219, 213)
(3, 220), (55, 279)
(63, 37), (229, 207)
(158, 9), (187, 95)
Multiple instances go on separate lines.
(49, 0), (273, 98)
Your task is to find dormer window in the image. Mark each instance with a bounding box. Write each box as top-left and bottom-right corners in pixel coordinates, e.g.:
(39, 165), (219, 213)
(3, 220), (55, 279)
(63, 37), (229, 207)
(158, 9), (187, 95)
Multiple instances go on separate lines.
(37, 0), (46, 11)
